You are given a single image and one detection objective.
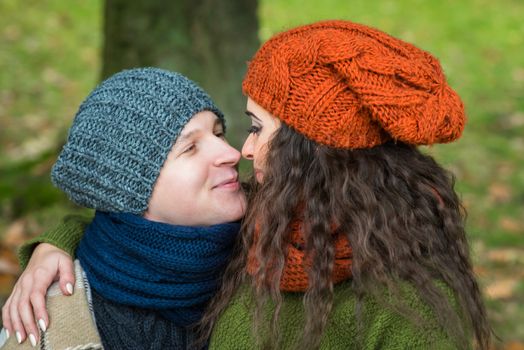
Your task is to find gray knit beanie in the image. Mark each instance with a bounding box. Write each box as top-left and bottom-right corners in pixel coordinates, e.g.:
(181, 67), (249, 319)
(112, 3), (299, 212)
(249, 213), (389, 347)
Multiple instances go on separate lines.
(51, 67), (224, 214)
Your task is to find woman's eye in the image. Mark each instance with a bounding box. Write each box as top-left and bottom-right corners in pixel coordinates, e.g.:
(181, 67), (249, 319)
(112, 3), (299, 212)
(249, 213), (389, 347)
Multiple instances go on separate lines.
(247, 125), (261, 135)
(215, 131), (225, 139)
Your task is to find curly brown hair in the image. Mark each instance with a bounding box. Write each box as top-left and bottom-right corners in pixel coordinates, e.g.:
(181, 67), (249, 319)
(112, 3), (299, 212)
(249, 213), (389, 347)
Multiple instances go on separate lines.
(199, 123), (491, 349)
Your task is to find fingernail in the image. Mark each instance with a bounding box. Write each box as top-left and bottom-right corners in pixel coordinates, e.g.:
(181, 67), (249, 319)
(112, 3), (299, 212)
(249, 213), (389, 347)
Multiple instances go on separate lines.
(38, 319), (47, 332)
(29, 333), (37, 347)
(16, 331), (22, 344)
(66, 282), (74, 295)
(5, 329), (9, 339)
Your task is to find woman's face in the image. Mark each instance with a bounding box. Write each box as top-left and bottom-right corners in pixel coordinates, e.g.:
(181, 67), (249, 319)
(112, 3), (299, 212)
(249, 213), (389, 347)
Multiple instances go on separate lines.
(145, 111), (247, 226)
(242, 97), (281, 183)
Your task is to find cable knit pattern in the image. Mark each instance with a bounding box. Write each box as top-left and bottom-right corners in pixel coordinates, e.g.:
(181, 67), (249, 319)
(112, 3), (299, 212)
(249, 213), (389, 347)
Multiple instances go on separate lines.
(243, 20), (465, 149)
(247, 219), (352, 292)
(51, 67), (224, 214)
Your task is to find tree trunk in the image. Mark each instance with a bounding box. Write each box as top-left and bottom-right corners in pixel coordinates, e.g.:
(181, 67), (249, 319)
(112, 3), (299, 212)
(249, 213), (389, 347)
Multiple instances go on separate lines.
(102, 0), (259, 147)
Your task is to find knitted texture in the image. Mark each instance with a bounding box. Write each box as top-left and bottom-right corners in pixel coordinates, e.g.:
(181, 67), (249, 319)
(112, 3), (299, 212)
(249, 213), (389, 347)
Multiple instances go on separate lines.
(242, 20), (465, 149)
(90, 288), (199, 350)
(247, 219), (352, 292)
(209, 282), (462, 349)
(76, 211), (241, 326)
(52, 67), (224, 214)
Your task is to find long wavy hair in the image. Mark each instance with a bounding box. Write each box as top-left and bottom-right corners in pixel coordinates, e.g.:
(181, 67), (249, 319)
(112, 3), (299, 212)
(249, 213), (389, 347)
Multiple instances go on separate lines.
(199, 123), (491, 349)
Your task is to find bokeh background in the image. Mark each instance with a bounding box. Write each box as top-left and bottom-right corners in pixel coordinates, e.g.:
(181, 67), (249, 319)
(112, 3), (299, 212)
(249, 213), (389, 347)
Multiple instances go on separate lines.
(1, 0), (523, 348)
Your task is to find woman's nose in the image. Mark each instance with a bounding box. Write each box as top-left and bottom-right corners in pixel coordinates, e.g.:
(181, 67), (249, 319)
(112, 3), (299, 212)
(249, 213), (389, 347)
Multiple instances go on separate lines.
(241, 134), (254, 160)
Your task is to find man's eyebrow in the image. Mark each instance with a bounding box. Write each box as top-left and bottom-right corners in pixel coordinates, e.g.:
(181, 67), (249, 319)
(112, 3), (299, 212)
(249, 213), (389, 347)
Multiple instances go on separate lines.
(176, 117), (222, 147)
(245, 111), (262, 122)
(175, 129), (199, 145)
(214, 118), (223, 129)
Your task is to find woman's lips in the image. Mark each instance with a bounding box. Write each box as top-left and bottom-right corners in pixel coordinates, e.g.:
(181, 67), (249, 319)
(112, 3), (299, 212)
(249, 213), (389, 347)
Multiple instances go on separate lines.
(254, 169), (263, 183)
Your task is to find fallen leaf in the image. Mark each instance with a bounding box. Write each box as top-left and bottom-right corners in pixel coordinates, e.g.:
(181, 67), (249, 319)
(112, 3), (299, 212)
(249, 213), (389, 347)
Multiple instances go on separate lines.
(3, 219), (27, 248)
(473, 265), (488, 277)
(0, 274), (17, 296)
(0, 244), (19, 274)
(499, 217), (523, 233)
(3, 25), (21, 41)
(507, 111), (524, 127)
(487, 248), (524, 264)
(513, 68), (524, 83)
(505, 341), (524, 350)
(484, 278), (519, 299)
(488, 183), (512, 204)
(0, 244), (20, 298)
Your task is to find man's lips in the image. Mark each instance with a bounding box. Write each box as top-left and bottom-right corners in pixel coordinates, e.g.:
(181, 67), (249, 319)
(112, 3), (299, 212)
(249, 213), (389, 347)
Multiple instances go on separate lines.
(213, 175), (240, 189)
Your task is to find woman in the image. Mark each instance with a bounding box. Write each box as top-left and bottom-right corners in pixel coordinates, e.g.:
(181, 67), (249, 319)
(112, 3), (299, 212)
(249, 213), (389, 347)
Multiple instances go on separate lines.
(204, 20), (490, 349)
(3, 20), (491, 349)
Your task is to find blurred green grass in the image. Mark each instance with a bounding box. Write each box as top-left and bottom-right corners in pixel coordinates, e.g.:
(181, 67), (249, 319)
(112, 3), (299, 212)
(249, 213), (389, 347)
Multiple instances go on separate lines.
(0, 0), (523, 346)
(0, 0), (102, 233)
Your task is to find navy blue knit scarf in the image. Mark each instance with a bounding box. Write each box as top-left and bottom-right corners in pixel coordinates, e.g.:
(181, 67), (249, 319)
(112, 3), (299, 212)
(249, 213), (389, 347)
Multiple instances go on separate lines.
(76, 211), (240, 327)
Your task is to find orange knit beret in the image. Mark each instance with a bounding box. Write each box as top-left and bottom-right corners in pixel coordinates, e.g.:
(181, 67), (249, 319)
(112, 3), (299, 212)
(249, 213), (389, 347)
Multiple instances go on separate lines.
(242, 20), (466, 149)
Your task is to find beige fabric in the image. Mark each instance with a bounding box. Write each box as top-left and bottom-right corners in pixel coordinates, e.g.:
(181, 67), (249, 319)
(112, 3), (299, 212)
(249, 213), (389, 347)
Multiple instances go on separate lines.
(1, 261), (102, 350)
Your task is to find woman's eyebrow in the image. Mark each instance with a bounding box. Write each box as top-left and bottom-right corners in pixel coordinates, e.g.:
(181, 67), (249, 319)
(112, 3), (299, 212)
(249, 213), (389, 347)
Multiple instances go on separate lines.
(245, 111), (262, 122)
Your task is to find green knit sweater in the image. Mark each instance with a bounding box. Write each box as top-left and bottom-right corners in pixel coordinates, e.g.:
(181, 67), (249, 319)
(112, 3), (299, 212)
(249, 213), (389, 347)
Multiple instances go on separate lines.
(209, 282), (463, 349)
(18, 216), (467, 349)
(18, 215), (90, 268)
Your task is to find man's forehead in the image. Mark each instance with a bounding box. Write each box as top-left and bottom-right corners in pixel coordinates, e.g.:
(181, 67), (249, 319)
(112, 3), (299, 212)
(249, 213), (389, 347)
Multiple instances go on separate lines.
(176, 116), (223, 142)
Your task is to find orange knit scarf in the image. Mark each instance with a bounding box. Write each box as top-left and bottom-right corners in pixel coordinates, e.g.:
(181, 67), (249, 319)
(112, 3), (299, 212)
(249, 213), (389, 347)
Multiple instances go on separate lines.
(247, 219), (353, 292)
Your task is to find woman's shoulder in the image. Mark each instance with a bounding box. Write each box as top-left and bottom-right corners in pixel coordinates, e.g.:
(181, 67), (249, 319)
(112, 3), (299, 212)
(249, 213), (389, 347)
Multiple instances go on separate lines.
(330, 279), (454, 322)
(330, 280), (462, 349)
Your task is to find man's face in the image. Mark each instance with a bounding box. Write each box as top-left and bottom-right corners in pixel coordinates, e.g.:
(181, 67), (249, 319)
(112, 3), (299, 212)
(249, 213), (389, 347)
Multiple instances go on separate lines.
(144, 111), (246, 226)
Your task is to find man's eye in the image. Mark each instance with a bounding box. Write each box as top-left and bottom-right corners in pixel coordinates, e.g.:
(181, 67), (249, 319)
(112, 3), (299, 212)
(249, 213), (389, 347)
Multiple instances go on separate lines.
(247, 125), (261, 135)
(182, 144), (196, 153)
